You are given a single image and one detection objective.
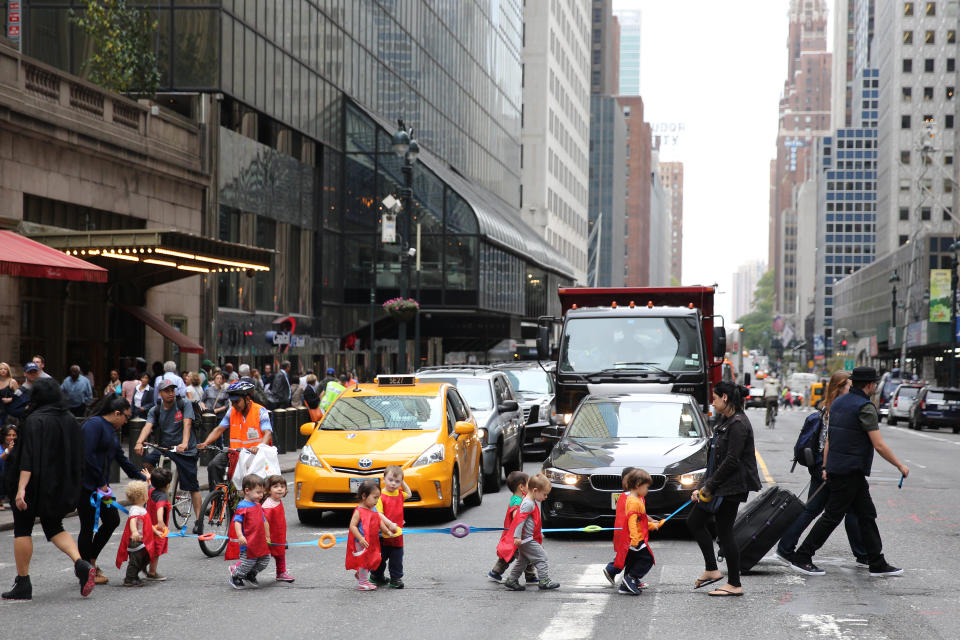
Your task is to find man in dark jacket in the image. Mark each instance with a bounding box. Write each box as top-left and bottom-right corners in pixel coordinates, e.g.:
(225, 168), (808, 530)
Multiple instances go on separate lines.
(789, 367), (909, 577)
(271, 360), (292, 409)
(2, 378), (97, 600)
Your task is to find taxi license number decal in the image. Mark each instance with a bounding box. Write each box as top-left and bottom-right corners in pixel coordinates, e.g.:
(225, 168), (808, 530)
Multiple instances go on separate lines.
(610, 492), (620, 510)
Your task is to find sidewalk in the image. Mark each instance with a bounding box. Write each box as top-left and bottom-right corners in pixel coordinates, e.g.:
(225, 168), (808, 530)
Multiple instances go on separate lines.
(0, 450), (302, 532)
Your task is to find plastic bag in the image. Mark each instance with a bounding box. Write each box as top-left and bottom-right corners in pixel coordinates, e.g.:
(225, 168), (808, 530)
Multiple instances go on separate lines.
(231, 448), (254, 491)
(246, 444), (281, 479)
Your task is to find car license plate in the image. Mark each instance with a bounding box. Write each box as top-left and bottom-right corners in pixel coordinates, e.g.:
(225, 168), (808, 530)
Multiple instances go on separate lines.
(611, 492), (621, 510)
(349, 478), (377, 493)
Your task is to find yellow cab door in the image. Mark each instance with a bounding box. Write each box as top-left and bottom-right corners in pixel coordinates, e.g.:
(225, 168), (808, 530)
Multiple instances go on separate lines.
(445, 387), (478, 493)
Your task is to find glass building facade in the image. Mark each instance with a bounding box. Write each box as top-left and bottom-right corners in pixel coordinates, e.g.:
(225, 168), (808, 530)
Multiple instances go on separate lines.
(587, 95), (625, 287)
(16, 0), (570, 370)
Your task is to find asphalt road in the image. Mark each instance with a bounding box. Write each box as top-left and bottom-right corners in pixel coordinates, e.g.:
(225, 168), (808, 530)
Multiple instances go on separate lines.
(2, 407), (958, 639)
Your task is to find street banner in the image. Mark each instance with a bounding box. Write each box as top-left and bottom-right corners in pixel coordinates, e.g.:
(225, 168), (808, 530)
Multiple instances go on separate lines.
(813, 334), (824, 360)
(929, 269), (951, 322)
(6, 1), (21, 45)
(869, 335), (878, 357)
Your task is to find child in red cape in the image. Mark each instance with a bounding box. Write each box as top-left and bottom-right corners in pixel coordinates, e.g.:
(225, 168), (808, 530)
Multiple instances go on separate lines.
(603, 466), (636, 586)
(490, 471), (537, 584)
(371, 465), (411, 589)
(616, 468), (660, 595)
(116, 480), (155, 587)
(146, 467), (172, 582)
(497, 473), (559, 591)
(227, 475), (271, 590)
(263, 475), (294, 582)
(347, 479), (396, 591)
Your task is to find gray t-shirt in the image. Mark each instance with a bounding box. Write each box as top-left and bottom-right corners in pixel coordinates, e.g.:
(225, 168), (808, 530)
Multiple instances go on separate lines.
(516, 496), (537, 540)
(147, 399), (197, 454)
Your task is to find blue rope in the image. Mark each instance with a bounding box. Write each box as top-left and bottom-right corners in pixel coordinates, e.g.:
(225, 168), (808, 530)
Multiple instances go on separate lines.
(90, 491), (128, 533)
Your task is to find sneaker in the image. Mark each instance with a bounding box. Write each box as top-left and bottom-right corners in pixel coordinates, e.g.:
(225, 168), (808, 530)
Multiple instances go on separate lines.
(621, 576), (640, 595)
(538, 579), (560, 590)
(122, 578), (145, 588)
(276, 572), (295, 583)
(145, 572), (166, 582)
(774, 549), (793, 565)
(602, 566), (616, 586)
(618, 582), (639, 596)
(869, 563), (903, 577)
(855, 556), (870, 567)
(502, 578), (525, 591)
(487, 570), (503, 582)
(389, 578), (404, 589)
(789, 557), (825, 576)
(192, 521), (203, 536)
(75, 559), (96, 597)
(357, 580), (378, 591)
(228, 575), (245, 590)
(524, 573), (539, 584)
(370, 573), (389, 586)
(2, 575), (33, 600)
(94, 567), (109, 585)
(246, 574), (260, 588)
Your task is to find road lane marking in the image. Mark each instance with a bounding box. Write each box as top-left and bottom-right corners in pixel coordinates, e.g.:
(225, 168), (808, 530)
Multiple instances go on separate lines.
(889, 427), (960, 446)
(755, 448), (776, 484)
(905, 458), (927, 469)
(537, 563), (608, 640)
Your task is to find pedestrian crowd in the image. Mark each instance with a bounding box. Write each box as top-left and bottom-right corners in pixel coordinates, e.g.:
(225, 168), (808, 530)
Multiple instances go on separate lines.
(0, 358), (912, 600)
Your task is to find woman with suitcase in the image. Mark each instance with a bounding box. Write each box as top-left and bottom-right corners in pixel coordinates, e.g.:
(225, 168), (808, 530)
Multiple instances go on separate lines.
(687, 381), (762, 597)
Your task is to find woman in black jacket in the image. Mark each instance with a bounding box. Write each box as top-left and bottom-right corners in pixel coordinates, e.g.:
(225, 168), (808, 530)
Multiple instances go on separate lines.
(687, 381), (762, 597)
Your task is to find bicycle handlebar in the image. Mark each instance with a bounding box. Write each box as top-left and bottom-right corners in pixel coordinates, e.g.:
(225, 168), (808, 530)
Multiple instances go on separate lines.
(143, 443), (177, 453)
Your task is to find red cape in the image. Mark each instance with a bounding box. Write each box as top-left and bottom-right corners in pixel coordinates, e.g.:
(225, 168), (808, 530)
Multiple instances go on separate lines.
(115, 513), (156, 569)
(379, 492), (405, 548)
(615, 496), (654, 564)
(345, 506), (382, 571)
(147, 495), (171, 557)
(263, 502), (287, 559)
(612, 493), (629, 569)
(496, 502), (542, 561)
(225, 502), (270, 560)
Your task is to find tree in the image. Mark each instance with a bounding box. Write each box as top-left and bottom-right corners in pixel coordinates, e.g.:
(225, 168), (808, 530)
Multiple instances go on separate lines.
(736, 270), (775, 352)
(71, 0), (160, 98)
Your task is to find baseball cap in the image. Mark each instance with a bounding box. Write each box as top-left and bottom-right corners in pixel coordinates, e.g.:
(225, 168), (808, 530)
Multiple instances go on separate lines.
(157, 379), (177, 391)
(24, 363), (39, 373)
(202, 359), (215, 368)
(326, 367), (336, 375)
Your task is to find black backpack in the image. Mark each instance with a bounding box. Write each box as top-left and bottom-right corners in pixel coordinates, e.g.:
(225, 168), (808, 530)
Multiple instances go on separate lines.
(792, 411), (824, 469)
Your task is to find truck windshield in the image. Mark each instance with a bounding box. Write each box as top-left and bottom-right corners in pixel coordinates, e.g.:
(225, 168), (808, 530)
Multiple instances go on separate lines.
(558, 316), (702, 374)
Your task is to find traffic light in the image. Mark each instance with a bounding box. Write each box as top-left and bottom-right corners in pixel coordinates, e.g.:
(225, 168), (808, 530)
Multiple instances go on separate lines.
(840, 338), (848, 348)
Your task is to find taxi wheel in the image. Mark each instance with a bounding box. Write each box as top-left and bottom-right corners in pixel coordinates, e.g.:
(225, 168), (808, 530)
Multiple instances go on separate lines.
(464, 458), (484, 507)
(443, 469), (461, 521)
(297, 508), (324, 526)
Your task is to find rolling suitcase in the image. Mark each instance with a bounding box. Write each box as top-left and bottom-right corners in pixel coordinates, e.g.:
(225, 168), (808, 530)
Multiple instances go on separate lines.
(729, 485), (804, 571)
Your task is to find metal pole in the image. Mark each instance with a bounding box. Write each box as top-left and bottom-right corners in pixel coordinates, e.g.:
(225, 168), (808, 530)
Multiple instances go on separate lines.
(891, 285), (897, 328)
(952, 253), (958, 388)
(414, 222), (421, 371)
(398, 157), (413, 373)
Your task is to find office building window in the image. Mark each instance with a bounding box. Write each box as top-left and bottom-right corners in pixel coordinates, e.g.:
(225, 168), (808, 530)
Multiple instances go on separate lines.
(902, 115), (911, 128)
(924, 86), (934, 100)
(946, 115), (954, 128)
(904, 31), (913, 44)
(900, 207), (910, 220)
(924, 58), (935, 72)
(948, 59), (956, 72)
(947, 87), (955, 100)
(921, 207), (931, 220)
(904, 1), (914, 15)
(899, 235), (909, 246)
(926, 2), (936, 15)
(902, 87), (912, 101)
(901, 150), (911, 164)
(903, 59), (913, 72)
(925, 31), (935, 44)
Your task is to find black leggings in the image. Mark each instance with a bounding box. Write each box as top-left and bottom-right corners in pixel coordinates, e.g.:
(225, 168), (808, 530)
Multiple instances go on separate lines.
(687, 495), (745, 588)
(76, 493), (120, 563)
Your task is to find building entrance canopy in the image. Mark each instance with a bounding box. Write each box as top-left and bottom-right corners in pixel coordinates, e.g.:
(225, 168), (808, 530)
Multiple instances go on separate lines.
(0, 230), (108, 283)
(22, 226), (273, 288)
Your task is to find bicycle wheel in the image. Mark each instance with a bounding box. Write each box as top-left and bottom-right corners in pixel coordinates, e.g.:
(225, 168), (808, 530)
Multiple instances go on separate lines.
(169, 467), (192, 531)
(198, 488), (230, 557)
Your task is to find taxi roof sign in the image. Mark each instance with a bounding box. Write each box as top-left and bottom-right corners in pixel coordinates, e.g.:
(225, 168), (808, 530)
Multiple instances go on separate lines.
(375, 374), (417, 386)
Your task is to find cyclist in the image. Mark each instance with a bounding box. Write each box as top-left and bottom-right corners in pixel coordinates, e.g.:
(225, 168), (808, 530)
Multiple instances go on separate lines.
(197, 381), (273, 494)
(763, 375), (780, 427)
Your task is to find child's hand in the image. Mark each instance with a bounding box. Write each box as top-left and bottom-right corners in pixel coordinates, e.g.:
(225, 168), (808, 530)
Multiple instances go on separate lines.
(388, 523), (398, 534)
(152, 525), (162, 536)
(131, 533), (142, 543)
(648, 520), (661, 531)
(513, 537), (521, 547)
(237, 535), (247, 546)
(357, 537), (369, 549)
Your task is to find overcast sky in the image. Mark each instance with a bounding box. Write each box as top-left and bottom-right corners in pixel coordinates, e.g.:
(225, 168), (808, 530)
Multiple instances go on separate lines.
(613, 0), (793, 321)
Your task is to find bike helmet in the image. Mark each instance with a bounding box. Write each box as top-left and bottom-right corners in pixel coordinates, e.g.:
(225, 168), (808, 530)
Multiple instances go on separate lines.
(226, 380), (256, 397)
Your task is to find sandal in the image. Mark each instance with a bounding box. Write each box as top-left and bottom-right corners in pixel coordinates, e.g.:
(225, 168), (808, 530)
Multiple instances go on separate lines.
(693, 575), (723, 589)
(708, 587), (744, 597)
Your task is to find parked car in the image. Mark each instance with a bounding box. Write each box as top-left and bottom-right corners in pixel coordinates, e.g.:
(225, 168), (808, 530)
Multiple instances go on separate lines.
(876, 370), (903, 418)
(540, 393), (710, 526)
(492, 361), (557, 455)
(908, 386), (960, 432)
(416, 366), (524, 492)
(887, 383), (923, 425)
(745, 386), (766, 409)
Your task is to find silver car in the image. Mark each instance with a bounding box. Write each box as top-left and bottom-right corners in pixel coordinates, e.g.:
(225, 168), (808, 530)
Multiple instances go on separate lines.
(887, 383), (923, 425)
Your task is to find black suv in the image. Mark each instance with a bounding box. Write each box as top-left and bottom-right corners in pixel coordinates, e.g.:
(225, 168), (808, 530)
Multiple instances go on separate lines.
(416, 366), (524, 491)
(908, 386), (960, 433)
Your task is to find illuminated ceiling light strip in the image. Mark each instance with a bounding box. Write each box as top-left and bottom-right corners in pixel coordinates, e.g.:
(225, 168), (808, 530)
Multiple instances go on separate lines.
(143, 258), (178, 267)
(189, 254), (270, 270)
(101, 252), (140, 262)
(155, 248), (196, 260)
(177, 264), (210, 273)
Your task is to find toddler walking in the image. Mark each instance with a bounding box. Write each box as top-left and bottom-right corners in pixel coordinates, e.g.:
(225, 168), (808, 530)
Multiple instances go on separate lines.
(498, 473), (559, 591)
(115, 481), (156, 587)
(489, 471), (537, 584)
(145, 467), (172, 582)
(371, 465), (411, 588)
(263, 475), (295, 582)
(602, 466), (635, 585)
(615, 468), (660, 595)
(346, 479), (396, 591)
(228, 475), (271, 590)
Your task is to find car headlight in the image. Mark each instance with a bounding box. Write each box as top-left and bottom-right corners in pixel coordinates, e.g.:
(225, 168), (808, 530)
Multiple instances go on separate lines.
(412, 443), (445, 468)
(478, 427), (488, 444)
(544, 467), (580, 486)
(679, 468), (706, 487)
(558, 412), (573, 425)
(298, 445), (323, 468)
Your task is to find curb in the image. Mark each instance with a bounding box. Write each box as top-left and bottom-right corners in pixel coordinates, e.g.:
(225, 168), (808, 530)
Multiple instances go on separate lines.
(0, 463), (297, 533)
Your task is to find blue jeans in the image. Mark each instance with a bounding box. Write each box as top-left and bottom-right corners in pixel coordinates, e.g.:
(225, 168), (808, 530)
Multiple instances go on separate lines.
(778, 471), (867, 558)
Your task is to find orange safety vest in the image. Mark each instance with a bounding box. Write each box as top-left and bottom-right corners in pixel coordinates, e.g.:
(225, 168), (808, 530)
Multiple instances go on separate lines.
(229, 401), (267, 449)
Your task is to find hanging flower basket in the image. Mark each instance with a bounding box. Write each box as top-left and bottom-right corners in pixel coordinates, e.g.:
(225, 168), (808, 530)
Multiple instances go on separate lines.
(383, 297), (419, 323)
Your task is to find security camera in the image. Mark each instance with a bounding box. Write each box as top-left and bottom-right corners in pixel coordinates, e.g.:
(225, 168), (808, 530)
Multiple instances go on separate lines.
(407, 247), (417, 258)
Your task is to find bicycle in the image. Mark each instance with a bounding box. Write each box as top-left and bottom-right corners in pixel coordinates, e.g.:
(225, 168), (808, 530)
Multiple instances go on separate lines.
(195, 444), (242, 557)
(142, 443), (194, 530)
(765, 399), (777, 429)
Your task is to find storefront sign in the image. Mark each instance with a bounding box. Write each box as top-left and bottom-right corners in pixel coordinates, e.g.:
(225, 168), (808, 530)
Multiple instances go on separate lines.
(381, 213), (396, 244)
(265, 331), (305, 348)
(6, 1), (21, 44)
(905, 321), (925, 347)
(929, 269), (951, 322)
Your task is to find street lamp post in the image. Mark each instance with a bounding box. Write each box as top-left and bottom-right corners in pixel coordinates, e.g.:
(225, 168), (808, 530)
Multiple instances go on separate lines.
(889, 270), (900, 330)
(950, 242), (959, 388)
(391, 120), (419, 374)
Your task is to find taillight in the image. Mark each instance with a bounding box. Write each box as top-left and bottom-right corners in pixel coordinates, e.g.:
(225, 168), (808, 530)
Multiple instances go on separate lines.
(894, 398), (898, 407)
(921, 401), (926, 410)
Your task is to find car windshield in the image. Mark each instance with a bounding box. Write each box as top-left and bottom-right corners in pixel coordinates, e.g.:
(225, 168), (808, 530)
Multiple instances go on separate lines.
(417, 377), (493, 410)
(566, 400), (703, 439)
(558, 316), (703, 374)
(503, 369), (552, 395)
(320, 395), (442, 430)
(897, 387), (920, 400)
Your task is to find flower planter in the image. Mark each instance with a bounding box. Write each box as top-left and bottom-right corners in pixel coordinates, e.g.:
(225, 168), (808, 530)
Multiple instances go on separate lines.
(387, 308), (418, 323)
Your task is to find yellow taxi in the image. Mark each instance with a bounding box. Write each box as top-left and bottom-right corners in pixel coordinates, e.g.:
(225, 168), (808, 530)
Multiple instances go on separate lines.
(294, 374), (484, 524)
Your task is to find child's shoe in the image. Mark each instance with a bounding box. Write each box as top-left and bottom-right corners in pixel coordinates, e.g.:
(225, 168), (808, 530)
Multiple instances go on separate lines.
(228, 575), (245, 590)
(145, 572), (166, 582)
(502, 578), (525, 591)
(619, 577), (640, 595)
(487, 570), (503, 582)
(123, 578), (145, 588)
(538, 579), (561, 590)
(246, 574), (260, 588)
(524, 572), (539, 584)
(370, 572), (389, 586)
(357, 580), (378, 591)
(389, 578), (404, 589)
(276, 571), (295, 583)
(602, 566), (616, 586)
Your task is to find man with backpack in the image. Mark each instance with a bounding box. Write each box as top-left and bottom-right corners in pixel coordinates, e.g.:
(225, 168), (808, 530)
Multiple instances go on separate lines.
(776, 371), (866, 565)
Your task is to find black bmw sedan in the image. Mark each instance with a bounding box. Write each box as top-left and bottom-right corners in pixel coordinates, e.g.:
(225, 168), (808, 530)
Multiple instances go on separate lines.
(541, 393), (710, 525)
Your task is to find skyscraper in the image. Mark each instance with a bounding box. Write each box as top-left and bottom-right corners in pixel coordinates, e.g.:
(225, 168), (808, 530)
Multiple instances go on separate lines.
(618, 95), (653, 286)
(733, 260), (768, 323)
(615, 10), (642, 95)
(659, 161), (684, 283)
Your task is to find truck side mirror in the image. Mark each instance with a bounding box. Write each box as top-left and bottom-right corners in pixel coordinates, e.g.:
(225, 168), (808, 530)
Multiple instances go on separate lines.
(537, 325), (550, 360)
(713, 327), (726, 358)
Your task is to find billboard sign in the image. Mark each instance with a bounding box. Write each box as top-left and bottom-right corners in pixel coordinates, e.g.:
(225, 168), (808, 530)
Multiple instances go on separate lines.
(930, 269), (951, 322)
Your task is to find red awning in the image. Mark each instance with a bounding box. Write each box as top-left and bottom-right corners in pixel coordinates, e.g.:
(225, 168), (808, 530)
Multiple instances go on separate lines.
(119, 305), (205, 354)
(0, 230), (108, 283)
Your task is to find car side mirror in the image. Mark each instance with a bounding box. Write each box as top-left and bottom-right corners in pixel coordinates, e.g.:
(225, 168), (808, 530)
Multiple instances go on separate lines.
(454, 421), (475, 435)
(499, 400), (519, 413)
(300, 422), (317, 436)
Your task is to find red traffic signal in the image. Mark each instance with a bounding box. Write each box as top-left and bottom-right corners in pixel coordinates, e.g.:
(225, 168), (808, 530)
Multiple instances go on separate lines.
(840, 339), (848, 347)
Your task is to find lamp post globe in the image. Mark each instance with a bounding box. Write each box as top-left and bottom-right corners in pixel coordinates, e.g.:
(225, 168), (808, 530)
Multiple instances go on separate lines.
(392, 128), (410, 157)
